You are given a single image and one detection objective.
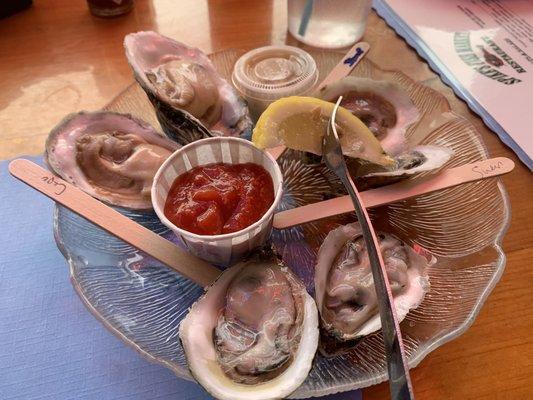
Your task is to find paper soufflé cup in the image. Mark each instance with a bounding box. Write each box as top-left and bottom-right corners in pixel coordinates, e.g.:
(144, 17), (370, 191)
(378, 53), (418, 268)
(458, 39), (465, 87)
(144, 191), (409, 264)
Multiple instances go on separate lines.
(152, 137), (283, 266)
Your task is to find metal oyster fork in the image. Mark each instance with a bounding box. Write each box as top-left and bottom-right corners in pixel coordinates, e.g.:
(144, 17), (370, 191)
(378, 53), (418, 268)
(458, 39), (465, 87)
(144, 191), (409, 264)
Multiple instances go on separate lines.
(322, 97), (415, 400)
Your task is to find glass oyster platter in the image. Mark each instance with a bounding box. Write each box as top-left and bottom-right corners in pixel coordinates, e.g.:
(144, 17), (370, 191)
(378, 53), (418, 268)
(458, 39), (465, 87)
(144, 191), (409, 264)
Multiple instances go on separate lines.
(52, 47), (510, 398)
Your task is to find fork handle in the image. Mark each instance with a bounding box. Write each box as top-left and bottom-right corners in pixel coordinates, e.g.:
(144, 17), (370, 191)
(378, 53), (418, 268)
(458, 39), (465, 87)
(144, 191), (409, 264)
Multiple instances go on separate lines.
(339, 171), (415, 400)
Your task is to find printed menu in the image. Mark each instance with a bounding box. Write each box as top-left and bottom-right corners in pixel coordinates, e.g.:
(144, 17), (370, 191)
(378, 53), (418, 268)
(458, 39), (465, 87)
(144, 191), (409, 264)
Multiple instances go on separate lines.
(374, 0), (533, 169)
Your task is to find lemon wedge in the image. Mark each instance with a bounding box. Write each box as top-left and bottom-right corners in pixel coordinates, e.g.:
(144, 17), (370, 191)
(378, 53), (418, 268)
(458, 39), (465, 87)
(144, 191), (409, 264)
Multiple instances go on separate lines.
(253, 96), (394, 167)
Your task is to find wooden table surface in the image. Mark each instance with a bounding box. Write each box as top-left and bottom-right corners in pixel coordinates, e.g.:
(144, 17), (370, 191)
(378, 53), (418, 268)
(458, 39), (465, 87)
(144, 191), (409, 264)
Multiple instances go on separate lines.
(1, 1), (531, 399)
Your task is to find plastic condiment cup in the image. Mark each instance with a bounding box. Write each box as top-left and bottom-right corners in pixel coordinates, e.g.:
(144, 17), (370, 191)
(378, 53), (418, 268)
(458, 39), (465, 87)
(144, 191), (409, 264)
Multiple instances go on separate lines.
(152, 137), (284, 267)
(232, 45), (318, 120)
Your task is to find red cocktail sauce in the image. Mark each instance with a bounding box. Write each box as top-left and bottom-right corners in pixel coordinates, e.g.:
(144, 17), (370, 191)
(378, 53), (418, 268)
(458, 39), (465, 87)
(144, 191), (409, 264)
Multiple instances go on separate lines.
(164, 163), (275, 236)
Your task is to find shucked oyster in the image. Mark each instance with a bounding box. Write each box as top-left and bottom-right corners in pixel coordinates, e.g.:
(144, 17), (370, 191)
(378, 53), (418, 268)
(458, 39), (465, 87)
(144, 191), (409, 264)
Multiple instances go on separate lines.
(314, 223), (430, 353)
(316, 77), (453, 185)
(45, 111), (178, 209)
(317, 77), (420, 156)
(179, 251), (318, 400)
(124, 31), (252, 144)
(349, 144), (454, 188)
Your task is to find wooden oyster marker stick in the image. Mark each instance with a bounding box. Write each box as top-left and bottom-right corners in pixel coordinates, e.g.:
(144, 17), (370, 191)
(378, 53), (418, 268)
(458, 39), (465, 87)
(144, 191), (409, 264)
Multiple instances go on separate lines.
(316, 41), (370, 91)
(273, 157), (514, 229)
(265, 42), (370, 161)
(9, 159), (222, 288)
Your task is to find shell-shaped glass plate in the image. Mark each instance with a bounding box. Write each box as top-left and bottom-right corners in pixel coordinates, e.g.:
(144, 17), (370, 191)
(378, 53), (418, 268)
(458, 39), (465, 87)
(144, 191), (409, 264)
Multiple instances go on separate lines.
(54, 49), (510, 398)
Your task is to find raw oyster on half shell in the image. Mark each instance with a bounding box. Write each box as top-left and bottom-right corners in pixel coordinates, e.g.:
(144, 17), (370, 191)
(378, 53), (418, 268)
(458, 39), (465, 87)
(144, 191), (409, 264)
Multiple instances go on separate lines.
(314, 223), (431, 354)
(317, 77), (420, 156)
(179, 251), (319, 400)
(124, 31), (252, 144)
(45, 111), (178, 209)
(316, 77), (453, 186)
(349, 144), (454, 188)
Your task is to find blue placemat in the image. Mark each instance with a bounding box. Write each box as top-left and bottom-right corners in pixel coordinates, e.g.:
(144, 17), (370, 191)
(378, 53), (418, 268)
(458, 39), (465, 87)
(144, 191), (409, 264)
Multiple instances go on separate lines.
(0, 156), (362, 400)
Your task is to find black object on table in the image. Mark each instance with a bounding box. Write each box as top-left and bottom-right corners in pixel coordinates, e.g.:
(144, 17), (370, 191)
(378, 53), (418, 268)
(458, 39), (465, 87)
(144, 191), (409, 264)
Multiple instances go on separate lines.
(0, 0), (32, 19)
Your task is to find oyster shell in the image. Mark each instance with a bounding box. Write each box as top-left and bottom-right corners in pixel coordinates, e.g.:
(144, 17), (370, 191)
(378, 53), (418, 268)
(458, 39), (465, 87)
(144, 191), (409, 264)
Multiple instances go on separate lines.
(45, 111), (178, 209)
(179, 251), (319, 400)
(317, 77), (420, 155)
(314, 223), (430, 352)
(124, 31), (252, 144)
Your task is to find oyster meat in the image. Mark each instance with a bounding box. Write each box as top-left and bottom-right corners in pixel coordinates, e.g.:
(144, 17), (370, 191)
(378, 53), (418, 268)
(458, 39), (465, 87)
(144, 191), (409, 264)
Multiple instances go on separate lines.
(45, 111), (178, 209)
(317, 77), (420, 156)
(124, 31), (252, 144)
(179, 251), (319, 400)
(314, 223), (430, 352)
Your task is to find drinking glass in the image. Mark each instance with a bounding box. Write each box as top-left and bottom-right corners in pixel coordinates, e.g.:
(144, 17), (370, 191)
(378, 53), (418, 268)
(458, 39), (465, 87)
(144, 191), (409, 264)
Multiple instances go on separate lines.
(87, 0), (134, 17)
(288, 0), (372, 48)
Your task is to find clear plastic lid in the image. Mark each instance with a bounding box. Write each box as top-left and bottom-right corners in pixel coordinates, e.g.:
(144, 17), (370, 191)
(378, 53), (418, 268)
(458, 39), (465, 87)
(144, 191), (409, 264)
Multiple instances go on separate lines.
(232, 45), (318, 101)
